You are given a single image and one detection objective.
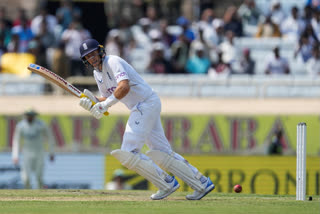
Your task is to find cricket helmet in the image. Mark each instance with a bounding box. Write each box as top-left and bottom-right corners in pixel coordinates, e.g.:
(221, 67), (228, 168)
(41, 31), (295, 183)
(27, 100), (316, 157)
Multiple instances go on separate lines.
(79, 39), (105, 67)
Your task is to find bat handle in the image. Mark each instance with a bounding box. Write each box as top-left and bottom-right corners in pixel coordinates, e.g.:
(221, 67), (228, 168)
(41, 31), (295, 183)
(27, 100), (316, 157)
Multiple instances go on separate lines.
(80, 93), (109, 116)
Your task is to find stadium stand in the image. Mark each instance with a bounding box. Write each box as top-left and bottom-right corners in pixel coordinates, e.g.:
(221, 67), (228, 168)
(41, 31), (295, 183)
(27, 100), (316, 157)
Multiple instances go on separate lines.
(0, 0), (318, 98)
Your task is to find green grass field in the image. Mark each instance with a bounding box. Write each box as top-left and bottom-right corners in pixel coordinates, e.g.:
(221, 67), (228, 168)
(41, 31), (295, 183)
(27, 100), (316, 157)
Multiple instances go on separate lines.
(0, 190), (318, 214)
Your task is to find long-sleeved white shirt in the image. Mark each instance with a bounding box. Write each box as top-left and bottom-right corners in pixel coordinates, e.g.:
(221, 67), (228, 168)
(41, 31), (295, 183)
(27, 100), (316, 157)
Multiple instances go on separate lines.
(12, 119), (55, 159)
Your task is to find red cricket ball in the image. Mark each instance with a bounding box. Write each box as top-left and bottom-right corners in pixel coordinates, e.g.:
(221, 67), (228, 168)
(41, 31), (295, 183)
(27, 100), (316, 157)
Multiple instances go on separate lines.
(234, 184), (242, 193)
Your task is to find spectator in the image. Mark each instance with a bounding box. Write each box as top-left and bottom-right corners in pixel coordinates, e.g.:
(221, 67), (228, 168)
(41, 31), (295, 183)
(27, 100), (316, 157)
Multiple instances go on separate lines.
(268, 127), (283, 155)
(208, 51), (232, 77)
(158, 18), (175, 49)
(148, 42), (172, 74)
(126, 41), (151, 74)
(51, 42), (70, 79)
(11, 17), (34, 53)
(52, 16), (64, 47)
(256, 15), (282, 38)
(12, 8), (31, 27)
(189, 29), (211, 59)
(171, 33), (189, 73)
(56, 0), (82, 30)
(105, 169), (132, 190)
(61, 20), (91, 76)
(146, 5), (160, 30)
(219, 30), (238, 65)
(37, 20), (56, 49)
(294, 33), (314, 63)
(132, 18), (152, 50)
(294, 23), (319, 62)
(0, 19), (11, 47)
(234, 48), (255, 75)
(212, 19), (225, 45)
(185, 42), (210, 74)
(306, 45), (320, 75)
(149, 28), (171, 60)
(265, 46), (290, 74)
(238, 0), (262, 26)
(281, 6), (306, 41)
(105, 29), (123, 57)
(31, 7), (57, 36)
(223, 6), (243, 37)
(12, 109), (55, 189)
(197, 8), (219, 48)
(269, 0), (286, 26)
(176, 16), (196, 43)
(117, 17), (134, 47)
(127, 18), (153, 72)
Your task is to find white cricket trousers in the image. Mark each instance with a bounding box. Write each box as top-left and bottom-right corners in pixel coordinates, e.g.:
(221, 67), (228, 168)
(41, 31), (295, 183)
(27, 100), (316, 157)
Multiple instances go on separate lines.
(120, 92), (201, 179)
(121, 93), (172, 153)
(22, 152), (44, 189)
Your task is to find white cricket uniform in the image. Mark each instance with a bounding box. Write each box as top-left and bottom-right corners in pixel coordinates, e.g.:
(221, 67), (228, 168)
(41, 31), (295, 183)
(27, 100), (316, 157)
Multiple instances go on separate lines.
(12, 119), (54, 188)
(94, 55), (172, 153)
(95, 55), (208, 197)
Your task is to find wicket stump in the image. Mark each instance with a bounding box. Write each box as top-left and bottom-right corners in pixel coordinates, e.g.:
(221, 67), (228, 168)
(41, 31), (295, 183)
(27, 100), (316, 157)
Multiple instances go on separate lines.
(296, 122), (306, 201)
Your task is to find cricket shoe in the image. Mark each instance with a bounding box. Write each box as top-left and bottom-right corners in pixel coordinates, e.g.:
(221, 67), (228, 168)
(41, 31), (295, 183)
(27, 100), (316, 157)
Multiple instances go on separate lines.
(186, 177), (215, 200)
(150, 177), (180, 200)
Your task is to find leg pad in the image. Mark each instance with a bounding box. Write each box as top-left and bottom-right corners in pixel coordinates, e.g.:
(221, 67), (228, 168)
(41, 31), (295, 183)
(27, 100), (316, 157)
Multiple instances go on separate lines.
(111, 149), (171, 191)
(147, 150), (204, 191)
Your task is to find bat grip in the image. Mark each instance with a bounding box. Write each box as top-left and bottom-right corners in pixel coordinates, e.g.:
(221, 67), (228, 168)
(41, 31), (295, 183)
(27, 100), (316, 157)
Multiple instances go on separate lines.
(80, 94), (109, 116)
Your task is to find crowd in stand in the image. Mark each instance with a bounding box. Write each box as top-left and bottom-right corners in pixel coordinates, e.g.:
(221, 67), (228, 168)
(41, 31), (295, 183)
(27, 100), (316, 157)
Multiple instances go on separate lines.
(1, 0), (320, 78)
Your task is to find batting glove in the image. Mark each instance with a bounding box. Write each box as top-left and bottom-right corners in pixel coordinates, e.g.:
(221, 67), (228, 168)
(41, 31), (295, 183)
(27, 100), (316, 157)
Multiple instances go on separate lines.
(90, 102), (109, 119)
(79, 97), (92, 111)
(79, 89), (99, 111)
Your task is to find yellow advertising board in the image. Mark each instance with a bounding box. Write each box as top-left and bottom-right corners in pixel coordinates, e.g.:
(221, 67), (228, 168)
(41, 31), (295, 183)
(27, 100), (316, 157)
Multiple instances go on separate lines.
(1, 114), (320, 155)
(105, 155), (320, 195)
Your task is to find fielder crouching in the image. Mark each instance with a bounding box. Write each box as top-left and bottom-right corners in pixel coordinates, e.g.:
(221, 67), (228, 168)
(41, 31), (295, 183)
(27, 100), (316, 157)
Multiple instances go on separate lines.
(78, 39), (214, 200)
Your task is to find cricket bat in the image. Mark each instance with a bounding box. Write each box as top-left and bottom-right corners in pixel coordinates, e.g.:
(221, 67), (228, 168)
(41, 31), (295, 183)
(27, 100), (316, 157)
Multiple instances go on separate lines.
(27, 63), (109, 116)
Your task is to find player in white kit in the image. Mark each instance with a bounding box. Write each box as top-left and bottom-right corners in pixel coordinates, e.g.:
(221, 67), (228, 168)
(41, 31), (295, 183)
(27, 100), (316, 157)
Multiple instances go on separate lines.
(79, 39), (214, 200)
(12, 109), (55, 189)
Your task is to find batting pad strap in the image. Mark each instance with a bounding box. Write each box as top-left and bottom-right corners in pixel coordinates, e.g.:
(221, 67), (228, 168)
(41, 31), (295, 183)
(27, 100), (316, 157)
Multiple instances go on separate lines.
(146, 150), (204, 191)
(111, 149), (171, 191)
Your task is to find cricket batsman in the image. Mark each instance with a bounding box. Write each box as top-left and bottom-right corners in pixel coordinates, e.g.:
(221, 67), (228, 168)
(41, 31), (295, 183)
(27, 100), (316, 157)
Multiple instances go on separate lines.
(12, 109), (55, 189)
(78, 39), (215, 200)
